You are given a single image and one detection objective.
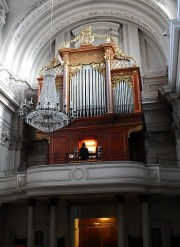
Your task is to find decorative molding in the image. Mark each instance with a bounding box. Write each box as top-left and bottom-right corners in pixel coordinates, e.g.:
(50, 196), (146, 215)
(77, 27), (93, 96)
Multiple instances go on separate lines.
(28, 10), (161, 58)
(69, 63), (105, 78)
(113, 48), (137, 66)
(9, 9), (160, 57)
(0, 0), (9, 14)
(13, 0), (47, 31)
(155, 0), (167, 8)
(72, 168), (86, 180)
(0, 126), (22, 147)
(0, 6), (6, 28)
(12, 0), (168, 34)
(2, 163), (180, 199)
(137, 0), (168, 17)
(0, 129), (10, 145)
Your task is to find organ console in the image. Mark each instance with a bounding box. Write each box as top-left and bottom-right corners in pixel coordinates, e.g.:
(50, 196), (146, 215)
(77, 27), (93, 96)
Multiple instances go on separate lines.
(37, 27), (145, 164)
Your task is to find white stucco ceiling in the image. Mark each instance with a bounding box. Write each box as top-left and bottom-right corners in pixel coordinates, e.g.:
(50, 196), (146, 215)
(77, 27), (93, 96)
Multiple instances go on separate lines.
(1, 0), (176, 87)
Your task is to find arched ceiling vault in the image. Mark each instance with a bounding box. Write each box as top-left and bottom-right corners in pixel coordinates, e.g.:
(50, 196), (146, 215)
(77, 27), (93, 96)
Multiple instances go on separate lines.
(1, 0), (172, 87)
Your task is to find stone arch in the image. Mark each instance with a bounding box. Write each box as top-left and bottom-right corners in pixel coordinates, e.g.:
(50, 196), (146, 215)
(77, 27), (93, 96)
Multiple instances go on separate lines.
(1, 0), (170, 86)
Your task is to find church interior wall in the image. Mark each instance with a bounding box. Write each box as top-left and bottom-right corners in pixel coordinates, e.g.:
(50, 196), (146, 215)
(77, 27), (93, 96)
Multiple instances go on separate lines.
(0, 1), (180, 247)
(1, 196), (180, 246)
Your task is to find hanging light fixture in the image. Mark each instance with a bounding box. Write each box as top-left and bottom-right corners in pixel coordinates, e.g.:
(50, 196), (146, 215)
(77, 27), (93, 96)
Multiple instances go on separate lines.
(24, 70), (70, 132)
(19, 0), (74, 132)
(19, 69), (73, 133)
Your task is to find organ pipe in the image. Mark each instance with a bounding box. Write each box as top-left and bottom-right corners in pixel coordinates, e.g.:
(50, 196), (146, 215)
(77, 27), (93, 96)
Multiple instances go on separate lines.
(113, 80), (134, 114)
(69, 64), (135, 117)
(70, 64), (106, 117)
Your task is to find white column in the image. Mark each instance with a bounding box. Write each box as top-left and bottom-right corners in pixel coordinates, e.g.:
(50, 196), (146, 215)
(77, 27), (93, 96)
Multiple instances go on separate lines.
(117, 196), (125, 247)
(140, 195), (151, 247)
(128, 23), (141, 67)
(122, 24), (130, 54)
(50, 198), (58, 247)
(177, 0), (180, 20)
(27, 199), (36, 247)
(70, 206), (81, 247)
(55, 31), (65, 52)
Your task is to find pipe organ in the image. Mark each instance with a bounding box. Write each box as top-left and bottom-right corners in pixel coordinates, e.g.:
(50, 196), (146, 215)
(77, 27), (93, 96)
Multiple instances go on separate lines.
(37, 27), (145, 164)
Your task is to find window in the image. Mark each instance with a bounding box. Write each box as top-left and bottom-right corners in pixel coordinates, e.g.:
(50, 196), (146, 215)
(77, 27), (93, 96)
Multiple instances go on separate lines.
(35, 230), (44, 247)
(151, 228), (162, 247)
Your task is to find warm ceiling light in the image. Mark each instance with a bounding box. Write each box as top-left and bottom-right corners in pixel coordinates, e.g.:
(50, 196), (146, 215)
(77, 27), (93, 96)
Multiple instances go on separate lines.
(100, 218), (109, 221)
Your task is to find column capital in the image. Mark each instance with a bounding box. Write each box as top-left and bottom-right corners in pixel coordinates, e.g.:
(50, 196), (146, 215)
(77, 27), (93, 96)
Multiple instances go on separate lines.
(139, 194), (149, 203)
(28, 199), (36, 206)
(49, 197), (59, 206)
(116, 195), (125, 203)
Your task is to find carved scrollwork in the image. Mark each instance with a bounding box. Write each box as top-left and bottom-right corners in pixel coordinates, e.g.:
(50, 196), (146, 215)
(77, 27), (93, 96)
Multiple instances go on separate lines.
(69, 65), (82, 78)
(128, 125), (143, 138)
(91, 63), (105, 74)
(112, 75), (133, 88)
(36, 133), (50, 143)
(39, 56), (63, 77)
(69, 62), (105, 78)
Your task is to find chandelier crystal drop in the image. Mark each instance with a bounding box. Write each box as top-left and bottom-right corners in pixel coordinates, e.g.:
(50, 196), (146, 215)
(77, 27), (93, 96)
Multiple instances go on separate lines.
(20, 70), (71, 133)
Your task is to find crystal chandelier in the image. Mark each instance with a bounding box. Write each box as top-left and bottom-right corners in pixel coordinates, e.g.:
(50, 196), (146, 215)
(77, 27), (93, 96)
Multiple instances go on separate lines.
(19, 70), (73, 132)
(19, 0), (75, 133)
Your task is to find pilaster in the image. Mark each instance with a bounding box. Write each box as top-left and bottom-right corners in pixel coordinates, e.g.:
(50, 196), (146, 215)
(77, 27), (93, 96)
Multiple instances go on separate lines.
(50, 198), (58, 247)
(27, 199), (36, 247)
(127, 23), (141, 68)
(116, 195), (125, 247)
(140, 195), (151, 247)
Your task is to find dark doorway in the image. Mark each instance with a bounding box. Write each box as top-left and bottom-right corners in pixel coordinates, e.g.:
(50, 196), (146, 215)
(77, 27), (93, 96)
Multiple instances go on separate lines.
(128, 236), (143, 247)
(129, 130), (146, 163)
(171, 236), (180, 247)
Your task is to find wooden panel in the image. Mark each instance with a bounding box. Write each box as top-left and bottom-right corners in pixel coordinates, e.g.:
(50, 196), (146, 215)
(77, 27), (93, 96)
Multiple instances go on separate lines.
(132, 70), (142, 113)
(59, 43), (115, 66)
(49, 136), (66, 163)
(108, 131), (127, 160)
(48, 114), (144, 164)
